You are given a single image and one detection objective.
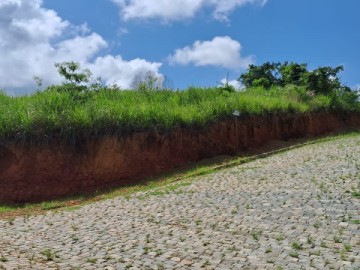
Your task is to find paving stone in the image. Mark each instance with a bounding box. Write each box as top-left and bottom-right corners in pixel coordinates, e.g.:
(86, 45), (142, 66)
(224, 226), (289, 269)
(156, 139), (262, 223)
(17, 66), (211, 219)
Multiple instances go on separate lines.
(1, 136), (360, 269)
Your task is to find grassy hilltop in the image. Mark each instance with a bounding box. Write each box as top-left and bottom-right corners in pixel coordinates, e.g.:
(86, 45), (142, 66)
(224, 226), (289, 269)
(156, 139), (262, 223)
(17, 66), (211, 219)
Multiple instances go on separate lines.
(0, 61), (359, 141)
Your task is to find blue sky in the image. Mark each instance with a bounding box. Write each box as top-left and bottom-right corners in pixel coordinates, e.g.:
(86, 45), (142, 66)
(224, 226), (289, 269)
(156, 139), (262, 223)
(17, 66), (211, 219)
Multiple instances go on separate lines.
(1, 0), (359, 94)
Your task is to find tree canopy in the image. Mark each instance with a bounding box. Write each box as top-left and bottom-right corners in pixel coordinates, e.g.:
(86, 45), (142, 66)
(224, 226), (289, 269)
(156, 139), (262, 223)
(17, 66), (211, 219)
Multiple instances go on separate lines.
(55, 61), (92, 85)
(238, 62), (350, 95)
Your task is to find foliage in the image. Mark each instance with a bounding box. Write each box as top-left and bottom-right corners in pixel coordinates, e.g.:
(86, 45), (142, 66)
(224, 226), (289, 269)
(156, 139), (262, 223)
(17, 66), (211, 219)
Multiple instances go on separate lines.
(52, 61), (102, 95)
(0, 84), (358, 141)
(55, 61), (92, 85)
(329, 88), (360, 112)
(239, 62), (280, 89)
(238, 61), (350, 95)
(278, 62), (308, 86)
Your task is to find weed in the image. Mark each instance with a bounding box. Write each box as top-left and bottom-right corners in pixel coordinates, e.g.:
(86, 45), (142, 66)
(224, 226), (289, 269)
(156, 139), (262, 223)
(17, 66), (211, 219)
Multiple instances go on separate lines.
(41, 249), (59, 261)
(344, 244), (351, 252)
(289, 251), (299, 258)
(313, 221), (321, 228)
(311, 250), (321, 256)
(352, 191), (360, 198)
(0, 205), (15, 213)
(201, 260), (210, 267)
(291, 242), (303, 250)
(251, 229), (262, 241)
(143, 246), (151, 254)
(333, 236), (342, 243)
(41, 201), (64, 210)
(320, 241), (327, 248)
(340, 252), (347, 261)
(86, 258), (97, 264)
(307, 235), (314, 244)
(275, 234), (285, 241)
(245, 204), (252, 209)
(350, 219), (360, 224)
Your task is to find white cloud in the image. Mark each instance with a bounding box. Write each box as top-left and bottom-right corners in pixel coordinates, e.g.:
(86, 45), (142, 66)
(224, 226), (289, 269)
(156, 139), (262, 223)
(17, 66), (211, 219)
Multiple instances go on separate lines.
(220, 78), (244, 90)
(353, 84), (360, 90)
(0, 0), (162, 94)
(88, 55), (163, 88)
(112, 0), (204, 21)
(111, 0), (267, 22)
(168, 36), (254, 70)
(212, 0), (267, 21)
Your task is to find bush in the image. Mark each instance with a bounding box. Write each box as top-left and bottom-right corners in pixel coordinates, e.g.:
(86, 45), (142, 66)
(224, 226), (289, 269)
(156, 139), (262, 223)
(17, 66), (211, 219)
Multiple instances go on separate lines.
(330, 89), (360, 112)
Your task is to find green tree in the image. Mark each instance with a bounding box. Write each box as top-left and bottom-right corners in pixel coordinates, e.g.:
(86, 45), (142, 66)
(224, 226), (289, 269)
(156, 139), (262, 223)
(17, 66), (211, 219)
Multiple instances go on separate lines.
(52, 61), (93, 94)
(239, 62), (281, 89)
(238, 61), (349, 95)
(278, 62), (308, 87)
(306, 65), (348, 95)
(55, 61), (92, 85)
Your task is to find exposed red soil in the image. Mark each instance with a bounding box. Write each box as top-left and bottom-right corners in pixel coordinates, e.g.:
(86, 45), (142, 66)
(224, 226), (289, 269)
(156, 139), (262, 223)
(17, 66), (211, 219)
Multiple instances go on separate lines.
(1, 112), (359, 203)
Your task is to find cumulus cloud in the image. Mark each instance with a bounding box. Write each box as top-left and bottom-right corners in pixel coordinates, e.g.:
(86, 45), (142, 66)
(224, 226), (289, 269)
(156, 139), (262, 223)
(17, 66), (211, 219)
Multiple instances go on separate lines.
(112, 0), (204, 21)
(111, 0), (267, 22)
(219, 78), (244, 90)
(0, 0), (162, 93)
(168, 36), (254, 70)
(88, 56), (163, 88)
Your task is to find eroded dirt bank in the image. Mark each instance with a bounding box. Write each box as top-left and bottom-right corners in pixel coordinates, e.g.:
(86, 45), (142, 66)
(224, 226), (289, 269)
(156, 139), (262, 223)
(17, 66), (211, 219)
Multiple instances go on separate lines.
(1, 112), (360, 203)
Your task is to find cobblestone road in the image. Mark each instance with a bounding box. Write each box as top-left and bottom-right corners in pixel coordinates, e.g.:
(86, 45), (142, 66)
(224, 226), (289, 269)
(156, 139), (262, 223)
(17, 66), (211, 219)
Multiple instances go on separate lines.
(1, 136), (360, 270)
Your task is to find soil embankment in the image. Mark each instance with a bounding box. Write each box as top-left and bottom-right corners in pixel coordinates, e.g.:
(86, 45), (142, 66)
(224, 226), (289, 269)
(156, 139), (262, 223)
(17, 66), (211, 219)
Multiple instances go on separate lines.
(1, 112), (360, 203)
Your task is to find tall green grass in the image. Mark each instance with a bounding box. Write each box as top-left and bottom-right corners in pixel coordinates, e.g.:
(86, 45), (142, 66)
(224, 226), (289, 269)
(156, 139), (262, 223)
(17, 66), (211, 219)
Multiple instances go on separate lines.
(0, 85), (358, 141)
